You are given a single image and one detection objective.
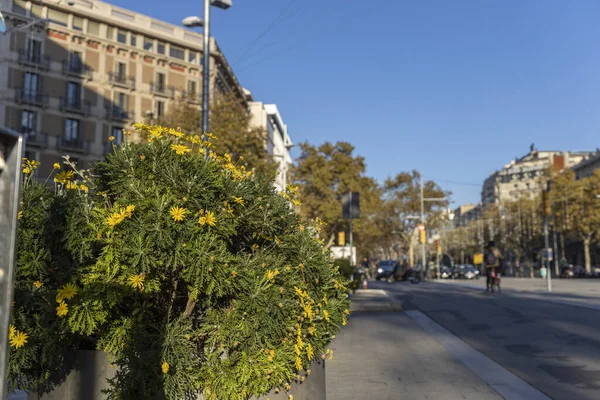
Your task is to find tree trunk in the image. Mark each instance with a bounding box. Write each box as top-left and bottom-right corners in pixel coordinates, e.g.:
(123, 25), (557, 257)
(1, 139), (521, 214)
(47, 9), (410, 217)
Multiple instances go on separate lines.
(584, 237), (592, 273)
(560, 232), (566, 264)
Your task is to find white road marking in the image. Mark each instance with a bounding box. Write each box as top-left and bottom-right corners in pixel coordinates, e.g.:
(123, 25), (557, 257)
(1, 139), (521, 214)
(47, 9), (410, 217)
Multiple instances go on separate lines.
(406, 310), (552, 400)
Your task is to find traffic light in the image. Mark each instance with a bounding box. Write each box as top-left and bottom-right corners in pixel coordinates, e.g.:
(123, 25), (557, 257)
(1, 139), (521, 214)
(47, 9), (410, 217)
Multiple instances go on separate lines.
(338, 231), (345, 246)
(543, 191), (551, 216)
(418, 224), (426, 244)
(434, 240), (441, 254)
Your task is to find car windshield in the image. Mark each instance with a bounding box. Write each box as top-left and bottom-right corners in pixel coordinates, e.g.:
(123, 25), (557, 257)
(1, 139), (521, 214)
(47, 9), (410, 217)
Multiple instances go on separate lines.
(379, 261), (396, 271)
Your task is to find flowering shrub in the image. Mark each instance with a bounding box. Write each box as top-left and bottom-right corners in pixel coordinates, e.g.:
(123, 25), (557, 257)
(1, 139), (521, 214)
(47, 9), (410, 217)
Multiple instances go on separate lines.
(9, 124), (349, 400)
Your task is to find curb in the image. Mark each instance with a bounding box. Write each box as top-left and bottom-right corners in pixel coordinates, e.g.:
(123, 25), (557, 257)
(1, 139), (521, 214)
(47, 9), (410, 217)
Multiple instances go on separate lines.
(349, 289), (404, 313)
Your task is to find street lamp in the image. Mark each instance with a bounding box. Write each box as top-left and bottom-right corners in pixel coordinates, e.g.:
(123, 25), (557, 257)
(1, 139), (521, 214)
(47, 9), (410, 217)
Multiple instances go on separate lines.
(182, 0), (232, 159)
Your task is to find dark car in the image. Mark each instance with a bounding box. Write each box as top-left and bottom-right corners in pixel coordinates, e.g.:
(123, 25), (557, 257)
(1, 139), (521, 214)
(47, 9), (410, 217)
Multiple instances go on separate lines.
(440, 265), (453, 279)
(453, 264), (479, 280)
(376, 260), (399, 281)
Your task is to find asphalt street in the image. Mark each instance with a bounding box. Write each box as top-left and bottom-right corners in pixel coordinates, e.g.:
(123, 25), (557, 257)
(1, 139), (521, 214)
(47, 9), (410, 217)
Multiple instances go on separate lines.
(371, 278), (600, 400)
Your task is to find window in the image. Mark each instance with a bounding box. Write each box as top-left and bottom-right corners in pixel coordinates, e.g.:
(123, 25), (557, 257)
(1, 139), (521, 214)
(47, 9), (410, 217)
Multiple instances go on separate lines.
(87, 20), (100, 36)
(26, 39), (42, 62)
(106, 26), (114, 40)
(24, 72), (39, 95)
(188, 52), (196, 63)
(116, 62), (126, 78)
(114, 92), (128, 110)
(187, 80), (197, 95)
(65, 119), (80, 142)
(117, 30), (127, 44)
(169, 45), (185, 60)
(67, 82), (80, 106)
(156, 100), (165, 119)
(21, 110), (36, 133)
(143, 38), (153, 51)
(69, 51), (82, 69)
(48, 9), (68, 26)
(130, 34), (137, 47)
(111, 127), (123, 144)
(157, 42), (165, 55)
(12, 0), (26, 15)
(156, 72), (165, 89)
(73, 16), (83, 31)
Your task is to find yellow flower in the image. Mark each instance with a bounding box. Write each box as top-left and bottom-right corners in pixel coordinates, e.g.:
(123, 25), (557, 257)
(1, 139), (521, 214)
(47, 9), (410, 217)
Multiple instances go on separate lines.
(344, 309), (350, 315)
(170, 206), (188, 222)
(323, 310), (330, 322)
(231, 271), (238, 278)
(279, 303), (283, 308)
(295, 356), (302, 371)
(106, 211), (126, 227)
(266, 269), (280, 282)
(308, 326), (316, 336)
(161, 361), (169, 374)
(109, 135), (115, 141)
(17, 210), (23, 220)
(268, 349), (275, 362)
(129, 274), (145, 290)
(232, 196), (245, 206)
(21, 158), (40, 175)
(56, 301), (68, 317)
(33, 281), (43, 288)
(9, 330), (28, 348)
(205, 211), (216, 227)
(9, 325), (16, 339)
(306, 343), (314, 360)
(54, 170), (74, 184)
(66, 181), (78, 190)
(291, 199), (301, 207)
(79, 184), (89, 192)
(139, 155), (146, 160)
(342, 316), (348, 326)
(57, 283), (78, 301)
(289, 395), (294, 400)
(125, 204), (135, 217)
(53, 162), (61, 170)
(171, 144), (191, 155)
(198, 216), (207, 226)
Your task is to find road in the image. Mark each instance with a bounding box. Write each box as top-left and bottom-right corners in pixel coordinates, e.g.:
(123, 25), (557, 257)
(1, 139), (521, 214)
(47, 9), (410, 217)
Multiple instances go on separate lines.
(371, 278), (600, 400)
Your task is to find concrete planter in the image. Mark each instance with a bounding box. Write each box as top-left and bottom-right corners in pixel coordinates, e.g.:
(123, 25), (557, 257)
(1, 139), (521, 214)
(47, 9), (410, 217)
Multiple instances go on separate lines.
(26, 352), (325, 400)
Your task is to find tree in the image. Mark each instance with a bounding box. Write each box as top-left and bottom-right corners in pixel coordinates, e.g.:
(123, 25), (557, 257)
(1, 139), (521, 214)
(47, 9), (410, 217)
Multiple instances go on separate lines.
(164, 94), (276, 178)
(291, 141), (382, 253)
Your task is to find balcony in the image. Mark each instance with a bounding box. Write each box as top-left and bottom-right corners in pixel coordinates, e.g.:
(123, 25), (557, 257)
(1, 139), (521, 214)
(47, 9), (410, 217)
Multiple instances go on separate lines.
(105, 106), (130, 122)
(181, 91), (201, 104)
(60, 97), (92, 115)
(56, 136), (91, 153)
(150, 82), (175, 98)
(108, 72), (136, 90)
(15, 89), (49, 108)
(22, 130), (48, 148)
(17, 49), (50, 70)
(62, 61), (92, 80)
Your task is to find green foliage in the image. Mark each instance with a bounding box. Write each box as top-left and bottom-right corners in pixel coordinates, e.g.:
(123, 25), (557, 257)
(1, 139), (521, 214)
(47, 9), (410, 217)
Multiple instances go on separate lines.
(333, 258), (353, 280)
(11, 125), (349, 400)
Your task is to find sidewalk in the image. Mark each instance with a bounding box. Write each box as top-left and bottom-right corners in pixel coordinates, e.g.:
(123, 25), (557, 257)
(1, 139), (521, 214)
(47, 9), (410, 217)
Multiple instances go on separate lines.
(350, 289), (404, 313)
(328, 289), (505, 400)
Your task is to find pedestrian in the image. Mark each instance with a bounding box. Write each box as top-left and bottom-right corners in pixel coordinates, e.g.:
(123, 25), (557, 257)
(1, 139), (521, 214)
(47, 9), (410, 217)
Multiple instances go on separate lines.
(484, 241), (503, 292)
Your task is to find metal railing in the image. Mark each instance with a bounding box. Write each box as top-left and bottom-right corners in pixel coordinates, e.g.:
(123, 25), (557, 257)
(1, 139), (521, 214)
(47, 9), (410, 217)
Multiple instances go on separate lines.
(22, 130), (48, 147)
(15, 89), (48, 107)
(17, 49), (50, 70)
(150, 82), (175, 97)
(62, 61), (92, 79)
(105, 106), (130, 121)
(60, 97), (92, 115)
(56, 136), (91, 153)
(108, 72), (136, 89)
(181, 90), (201, 104)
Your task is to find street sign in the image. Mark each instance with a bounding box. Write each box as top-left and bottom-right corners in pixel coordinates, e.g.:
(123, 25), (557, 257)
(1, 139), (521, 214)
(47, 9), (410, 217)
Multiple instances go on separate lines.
(473, 253), (483, 265)
(341, 192), (360, 219)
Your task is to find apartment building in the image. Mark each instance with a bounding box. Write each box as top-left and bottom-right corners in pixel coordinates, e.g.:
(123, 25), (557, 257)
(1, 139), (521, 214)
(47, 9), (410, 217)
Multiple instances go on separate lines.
(481, 145), (589, 205)
(247, 94), (293, 192)
(0, 0), (245, 178)
(452, 203), (480, 228)
(572, 149), (600, 180)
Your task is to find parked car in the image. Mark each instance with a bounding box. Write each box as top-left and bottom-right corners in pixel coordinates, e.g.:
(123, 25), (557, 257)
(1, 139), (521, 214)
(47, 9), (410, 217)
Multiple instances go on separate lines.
(376, 260), (399, 280)
(453, 264), (479, 280)
(440, 265), (453, 279)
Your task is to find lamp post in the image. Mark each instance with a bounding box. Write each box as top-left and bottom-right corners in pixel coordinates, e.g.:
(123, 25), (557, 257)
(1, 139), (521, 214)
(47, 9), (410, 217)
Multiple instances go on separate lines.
(183, 0), (232, 159)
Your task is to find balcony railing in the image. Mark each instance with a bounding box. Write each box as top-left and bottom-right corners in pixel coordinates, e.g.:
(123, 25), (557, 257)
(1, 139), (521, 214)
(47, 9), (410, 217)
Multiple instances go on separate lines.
(60, 97), (92, 115)
(150, 82), (175, 98)
(105, 106), (130, 121)
(62, 61), (93, 79)
(108, 72), (135, 89)
(56, 136), (91, 153)
(181, 90), (201, 104)
(17, 49), (50, 70)
(15, 89), (49, 108)
(21, 130), (48, 148)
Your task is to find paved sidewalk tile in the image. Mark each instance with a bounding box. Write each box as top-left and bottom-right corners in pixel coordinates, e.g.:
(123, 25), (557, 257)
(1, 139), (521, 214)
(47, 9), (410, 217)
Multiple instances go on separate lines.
(326, 312), (504, 400)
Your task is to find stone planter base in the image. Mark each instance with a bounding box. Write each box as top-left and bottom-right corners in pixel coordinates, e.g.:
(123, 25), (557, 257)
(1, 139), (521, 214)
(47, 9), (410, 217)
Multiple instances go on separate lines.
(25, 352), (325, 400)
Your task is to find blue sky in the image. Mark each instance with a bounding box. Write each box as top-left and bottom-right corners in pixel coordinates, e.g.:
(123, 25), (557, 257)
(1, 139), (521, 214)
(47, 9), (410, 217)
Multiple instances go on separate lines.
(118, 0), (600, 206)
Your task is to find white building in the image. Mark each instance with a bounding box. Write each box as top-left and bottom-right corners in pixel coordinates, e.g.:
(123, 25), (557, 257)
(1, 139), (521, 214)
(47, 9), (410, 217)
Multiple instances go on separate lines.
(246, 91), (293, 192)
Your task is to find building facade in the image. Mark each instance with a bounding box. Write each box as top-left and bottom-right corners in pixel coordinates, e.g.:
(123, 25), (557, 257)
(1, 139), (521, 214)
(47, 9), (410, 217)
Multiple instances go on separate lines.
(481, 146), (589, 205)
(0, 0), (244, 178)
(248, 99), (293, 192)
(452, 203), (480, 228)
(572, 150), (600, 180)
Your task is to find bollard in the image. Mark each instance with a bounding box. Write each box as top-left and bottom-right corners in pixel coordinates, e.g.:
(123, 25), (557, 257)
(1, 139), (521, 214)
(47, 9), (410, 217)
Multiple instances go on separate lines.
(0, 127), (24, 398)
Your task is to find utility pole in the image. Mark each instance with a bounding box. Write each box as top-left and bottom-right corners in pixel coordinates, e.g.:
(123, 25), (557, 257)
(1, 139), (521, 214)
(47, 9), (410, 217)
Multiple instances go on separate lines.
(420, 177), (426, 275)
(543, 180), (552, 292)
